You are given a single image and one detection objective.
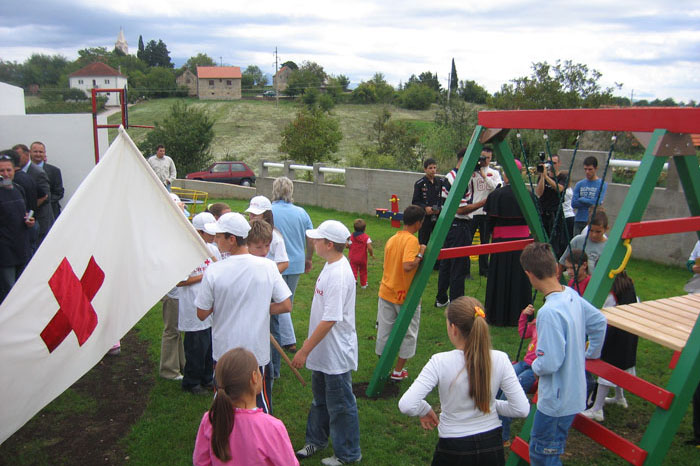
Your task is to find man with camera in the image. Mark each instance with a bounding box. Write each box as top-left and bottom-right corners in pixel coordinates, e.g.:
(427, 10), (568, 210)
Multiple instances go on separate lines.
(535, 152), (565, 239)
(467, 147), (502, 277)
(412, 158), (445, 247)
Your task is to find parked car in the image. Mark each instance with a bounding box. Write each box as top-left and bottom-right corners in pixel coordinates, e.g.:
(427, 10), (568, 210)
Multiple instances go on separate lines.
(262, 90), (277, 97)
(186, 162), (256, 186)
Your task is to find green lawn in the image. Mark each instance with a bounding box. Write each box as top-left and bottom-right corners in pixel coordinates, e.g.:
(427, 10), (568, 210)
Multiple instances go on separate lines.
(122, 199), (696, 465)
(108, 99), (437, 172)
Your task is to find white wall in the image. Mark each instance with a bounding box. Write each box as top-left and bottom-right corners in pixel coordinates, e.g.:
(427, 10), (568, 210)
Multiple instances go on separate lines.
(0, 82), (26, 115)
(68, 76), (128, 106)
(0, 114), (109, 207)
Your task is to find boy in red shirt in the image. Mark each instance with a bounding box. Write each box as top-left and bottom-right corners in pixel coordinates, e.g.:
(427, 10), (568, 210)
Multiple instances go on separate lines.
(347, 219), (374, 288)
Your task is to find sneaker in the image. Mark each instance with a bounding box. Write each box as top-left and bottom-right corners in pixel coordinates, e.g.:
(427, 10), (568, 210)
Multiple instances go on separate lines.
(604, 396), (628, 408)
(390, 369), (408, 381)
(361, 285), (368, 289)
(321, 454), (362, 465)
(435, 299), (449, 308)
(581, 408), (604, 422)
(296, 444), (320, 459)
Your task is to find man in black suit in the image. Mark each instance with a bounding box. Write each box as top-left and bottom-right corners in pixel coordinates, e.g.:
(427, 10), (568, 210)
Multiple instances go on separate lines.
(30, 141), (64, 218)
(12, 144), (53, 244)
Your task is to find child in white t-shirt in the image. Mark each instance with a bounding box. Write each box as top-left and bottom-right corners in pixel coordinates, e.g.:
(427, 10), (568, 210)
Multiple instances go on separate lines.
(195, 212), (292, 414)
(177, 212), (219, 395)
(292, 220), (361, 465)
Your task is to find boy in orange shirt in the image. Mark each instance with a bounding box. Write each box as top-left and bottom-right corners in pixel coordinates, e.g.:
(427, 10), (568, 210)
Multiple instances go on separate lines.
(375, 205), (426, 381)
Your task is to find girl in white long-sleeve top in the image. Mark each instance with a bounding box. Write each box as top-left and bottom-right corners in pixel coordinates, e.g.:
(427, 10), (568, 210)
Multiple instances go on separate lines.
(398, 296), (530, 465)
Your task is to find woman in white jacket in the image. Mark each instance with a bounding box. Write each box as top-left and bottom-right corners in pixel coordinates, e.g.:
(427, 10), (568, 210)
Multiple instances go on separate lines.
(398, 296), (529, 465)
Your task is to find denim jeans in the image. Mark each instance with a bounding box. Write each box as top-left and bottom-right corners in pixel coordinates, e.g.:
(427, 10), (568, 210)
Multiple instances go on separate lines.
(529, 410), (576, 466)
(498, 361), (536, 441)
(306, 370), (361, 462)
(431, 427), (504, 466)
(182, 328), (213, 390)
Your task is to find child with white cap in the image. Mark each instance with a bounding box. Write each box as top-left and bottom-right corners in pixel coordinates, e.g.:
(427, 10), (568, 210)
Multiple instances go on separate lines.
(292, 220), (361, 465)
(176, 212), (219, 394)
(195, 212), (292, 414)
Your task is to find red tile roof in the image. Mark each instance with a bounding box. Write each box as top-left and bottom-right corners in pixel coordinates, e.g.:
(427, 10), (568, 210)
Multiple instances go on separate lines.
(197, 66), (242, 79)
(69, 62), (125, 78)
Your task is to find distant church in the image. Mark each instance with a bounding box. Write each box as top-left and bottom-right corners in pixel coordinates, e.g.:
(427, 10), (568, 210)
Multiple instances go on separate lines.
(115, 28), (128, 55)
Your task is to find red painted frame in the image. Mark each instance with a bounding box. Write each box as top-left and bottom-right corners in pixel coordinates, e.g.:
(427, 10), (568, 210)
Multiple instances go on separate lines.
(572, 414), (648, 465)
(478, 107), (700, 133)
(586, 359), (675, 409)
(622, 216), (700, 239)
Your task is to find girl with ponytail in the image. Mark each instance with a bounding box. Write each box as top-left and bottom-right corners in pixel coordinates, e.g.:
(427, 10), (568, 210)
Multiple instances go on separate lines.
(399, 297), (529, 465)
(193, 348), (298, 466)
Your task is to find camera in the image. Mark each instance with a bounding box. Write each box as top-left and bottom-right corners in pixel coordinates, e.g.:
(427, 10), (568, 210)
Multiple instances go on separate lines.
(536, 152), (550, 173)
(474, 155), (487, 172)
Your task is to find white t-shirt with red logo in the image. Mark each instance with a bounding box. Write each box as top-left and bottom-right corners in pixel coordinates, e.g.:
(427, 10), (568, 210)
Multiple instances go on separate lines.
(195, 253), (291, 364)
(305, 256), (358, 375)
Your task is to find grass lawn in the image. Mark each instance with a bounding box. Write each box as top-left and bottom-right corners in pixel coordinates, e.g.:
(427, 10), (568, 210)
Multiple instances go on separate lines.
(122, 199), (696, 465)
(1, 199), (696, 465)
(107, 99), (437, 172)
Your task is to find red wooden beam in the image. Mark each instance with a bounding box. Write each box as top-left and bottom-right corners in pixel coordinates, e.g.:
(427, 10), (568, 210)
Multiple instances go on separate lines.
(510, 436), (530, 463)
(437, 238), (534, 260)
(622, 216), (700, 239)
(586, 359), (675, 409)
(669, 350), (681, 369)
(572, 414), (648, 466)
(478, 107), (700, 133)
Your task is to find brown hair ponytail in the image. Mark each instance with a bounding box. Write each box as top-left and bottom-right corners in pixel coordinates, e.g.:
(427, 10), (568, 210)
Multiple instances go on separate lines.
(208, 348), (258, 462)
(446, 297), (493, 413)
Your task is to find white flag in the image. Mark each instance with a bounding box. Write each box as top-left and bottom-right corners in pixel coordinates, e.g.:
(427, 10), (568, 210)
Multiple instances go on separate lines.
(0, 127), (210, 444)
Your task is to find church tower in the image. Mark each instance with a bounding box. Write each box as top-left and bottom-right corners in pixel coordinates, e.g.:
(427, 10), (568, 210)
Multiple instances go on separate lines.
(115, 27), (128, 55)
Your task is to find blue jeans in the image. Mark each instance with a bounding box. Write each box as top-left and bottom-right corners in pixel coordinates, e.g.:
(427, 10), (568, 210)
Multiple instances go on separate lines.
(529, 410), (576, 466)
(306, 371), (361, 462)
(498, 361), (536, 441)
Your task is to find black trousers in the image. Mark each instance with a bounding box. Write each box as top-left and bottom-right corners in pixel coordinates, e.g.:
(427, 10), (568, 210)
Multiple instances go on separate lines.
(182, 328), (213, 390)
(469, 215), (490, 276)
(431, 427), (505, 466)
(437, 220), (472, 303)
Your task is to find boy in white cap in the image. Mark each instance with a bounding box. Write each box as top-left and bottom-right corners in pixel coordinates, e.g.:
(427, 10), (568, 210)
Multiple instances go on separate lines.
(195, 212), (292, 413)
(292, 220), (361, 465)
(176, 212), (219, 394)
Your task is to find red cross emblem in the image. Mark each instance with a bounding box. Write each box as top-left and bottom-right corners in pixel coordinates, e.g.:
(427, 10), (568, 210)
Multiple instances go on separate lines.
(40, 256), (105, 353)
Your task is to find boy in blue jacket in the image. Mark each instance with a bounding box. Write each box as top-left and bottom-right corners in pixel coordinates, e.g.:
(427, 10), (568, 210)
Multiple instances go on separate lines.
(520, 243), (607, 465)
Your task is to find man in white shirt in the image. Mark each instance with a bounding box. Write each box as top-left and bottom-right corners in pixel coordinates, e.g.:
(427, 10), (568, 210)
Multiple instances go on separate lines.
(196, 212), (292, 413)
(147, 145), (177, 191)
(468, 146), (502, 277)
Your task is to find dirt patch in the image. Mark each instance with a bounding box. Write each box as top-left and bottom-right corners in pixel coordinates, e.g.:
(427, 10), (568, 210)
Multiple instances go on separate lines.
(0, 328), (154, 466)
(353, 381), (400, 399)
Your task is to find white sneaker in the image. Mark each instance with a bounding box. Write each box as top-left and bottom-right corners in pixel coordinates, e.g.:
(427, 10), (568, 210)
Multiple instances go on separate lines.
(581, 408), (604, 422)
(296, 444), (320, 459)
(604, 397), (628, 408)
(321, 454), (362, 465)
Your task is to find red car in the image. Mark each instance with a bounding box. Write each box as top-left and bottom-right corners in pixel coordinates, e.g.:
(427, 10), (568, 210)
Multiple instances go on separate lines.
(186, 162), (256, 186)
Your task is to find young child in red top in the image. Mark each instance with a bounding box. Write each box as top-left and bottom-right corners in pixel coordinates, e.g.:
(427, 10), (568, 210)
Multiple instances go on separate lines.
(565, 249), (590, 296)
(347, 219), (373, 288)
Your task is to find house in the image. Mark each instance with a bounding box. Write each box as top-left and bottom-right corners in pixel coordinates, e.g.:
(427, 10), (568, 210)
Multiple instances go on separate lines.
(273, 66), (293, 93)
(176, 68), (197, 96)
(196, 66), (242, 100)
(68, 62), (127, 106)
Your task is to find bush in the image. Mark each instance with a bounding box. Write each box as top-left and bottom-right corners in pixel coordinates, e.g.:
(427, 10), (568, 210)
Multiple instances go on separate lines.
(399, 83), (436, 110)
(62, 88), (88, 101)
(27, 97), (107, 114)
(138, 101), (215, 175)
(279, 108), (342, 165)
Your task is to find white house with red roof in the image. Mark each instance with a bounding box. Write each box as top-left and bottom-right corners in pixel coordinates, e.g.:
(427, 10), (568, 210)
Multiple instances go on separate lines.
(196, 66), (242, 100)
(68, 62), (127, 106)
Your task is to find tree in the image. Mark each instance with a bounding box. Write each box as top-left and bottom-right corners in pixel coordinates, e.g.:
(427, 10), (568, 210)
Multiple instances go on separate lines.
(350, 74), (395, 104)
(407, 71), (441, 93)
(242, 65), (266, 88)
(281, 61), (298, 71)
(449, 59), (458, 94)
(145, 67), (176, 97)
(399, 83), (436, 110)
(139, 102), (216, 175)
(336, 75), (350, 91)
(141, 39), (173, 68)
(21, 54), (70, 87)
(279, 108), (342, 165)
(62, 88), (88, 101)
(284, 61), (326, 96)
(458, 80), (490, 104)
(185, 53), (216, 71)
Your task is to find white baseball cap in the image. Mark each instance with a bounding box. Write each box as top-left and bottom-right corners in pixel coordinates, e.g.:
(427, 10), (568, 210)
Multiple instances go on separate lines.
(306, 220), (351, 244)
(245, 195), (272, 215)
(192, 212), (216, 232)
(205, 212), (251, 238)
(169, 193), (182, 203)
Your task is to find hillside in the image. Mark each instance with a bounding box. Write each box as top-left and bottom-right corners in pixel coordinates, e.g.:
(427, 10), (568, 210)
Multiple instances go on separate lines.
(108, 98), (437, 171)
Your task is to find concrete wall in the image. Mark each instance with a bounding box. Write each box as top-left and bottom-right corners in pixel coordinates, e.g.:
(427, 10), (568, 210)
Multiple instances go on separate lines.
(0, 113), (109, 207)
(197, 78), (242, 100)
(0, 82), (25, 115)
(173, 178), (256, 200)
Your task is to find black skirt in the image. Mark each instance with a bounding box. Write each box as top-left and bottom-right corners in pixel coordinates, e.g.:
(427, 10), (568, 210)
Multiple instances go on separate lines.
(485, 237), (532, 327)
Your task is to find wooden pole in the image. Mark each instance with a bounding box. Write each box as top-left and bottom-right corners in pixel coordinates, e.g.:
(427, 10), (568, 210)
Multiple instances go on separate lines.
(270, 334), (306, 387)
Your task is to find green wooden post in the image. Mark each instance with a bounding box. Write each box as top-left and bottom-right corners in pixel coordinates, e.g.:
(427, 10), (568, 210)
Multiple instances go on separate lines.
(492, 139), (547, 243)
(583, 129), (669, 307)
(673, 154), (700, 236)
(505, 403), (537, 465)
(365, 126), (486, 397)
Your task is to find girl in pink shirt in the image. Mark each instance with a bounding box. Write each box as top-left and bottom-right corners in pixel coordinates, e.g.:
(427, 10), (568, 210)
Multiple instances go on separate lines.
(193, 348), (298, 466)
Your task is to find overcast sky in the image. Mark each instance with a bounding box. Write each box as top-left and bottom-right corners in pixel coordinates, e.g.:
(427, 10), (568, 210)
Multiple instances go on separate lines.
(1, 0), (698, 102)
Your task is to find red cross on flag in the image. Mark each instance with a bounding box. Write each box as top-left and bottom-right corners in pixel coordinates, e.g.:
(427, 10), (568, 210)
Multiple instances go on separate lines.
(0, 127), (210, 444)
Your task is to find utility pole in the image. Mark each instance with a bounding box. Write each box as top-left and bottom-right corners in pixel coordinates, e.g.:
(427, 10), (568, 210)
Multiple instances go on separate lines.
(274, 47), (279, 108)
(630, 89), (634, 106)
(220, 56), (223, 66)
